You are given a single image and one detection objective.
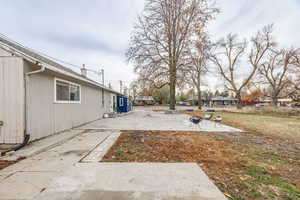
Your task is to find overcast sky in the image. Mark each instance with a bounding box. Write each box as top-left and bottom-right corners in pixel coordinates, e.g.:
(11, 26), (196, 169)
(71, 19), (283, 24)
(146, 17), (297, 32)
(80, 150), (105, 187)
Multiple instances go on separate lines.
(0, 0), (299, 91)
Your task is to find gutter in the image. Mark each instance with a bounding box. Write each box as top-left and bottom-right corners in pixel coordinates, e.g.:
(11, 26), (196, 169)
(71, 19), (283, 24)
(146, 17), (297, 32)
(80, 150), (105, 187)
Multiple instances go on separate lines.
(0, 65), (46, 156)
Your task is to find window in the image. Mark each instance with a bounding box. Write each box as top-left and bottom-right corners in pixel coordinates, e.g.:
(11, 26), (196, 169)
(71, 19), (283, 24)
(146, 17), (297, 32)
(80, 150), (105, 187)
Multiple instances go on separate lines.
(55, 78), (81, 103)
(119, 98), (124, 106)
(70, 84), (80, 101)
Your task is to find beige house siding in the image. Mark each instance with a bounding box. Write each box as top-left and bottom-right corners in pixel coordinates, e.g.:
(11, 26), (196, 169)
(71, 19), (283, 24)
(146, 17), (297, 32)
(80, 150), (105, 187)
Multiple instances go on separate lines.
(0, 43), (119, 144)
(23, 61), (112, 141)
(0, 57), (25, 144)
(0, 48), (12, 56)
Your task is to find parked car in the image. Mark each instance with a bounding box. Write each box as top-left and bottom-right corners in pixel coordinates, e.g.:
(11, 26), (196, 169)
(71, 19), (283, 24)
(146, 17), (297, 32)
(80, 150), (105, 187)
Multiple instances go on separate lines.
(255, 103), (265, 108)
(176, 101), (191, 106)
(292, 103), (300, 108)
(255, 103), (269, 108)
(185, 102), (192, 106)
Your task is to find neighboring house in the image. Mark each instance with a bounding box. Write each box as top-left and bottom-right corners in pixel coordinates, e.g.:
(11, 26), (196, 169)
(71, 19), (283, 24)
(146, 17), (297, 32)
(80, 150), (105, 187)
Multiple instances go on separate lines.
(185, 96), (209, 106)
(278, 98), (293, 106)
(0, 36), (121, 144)
(258, 98), (293, 106)
(258, 98), (272, 104)
(211, 96), (238, 106)
(134, 96), (155, 105)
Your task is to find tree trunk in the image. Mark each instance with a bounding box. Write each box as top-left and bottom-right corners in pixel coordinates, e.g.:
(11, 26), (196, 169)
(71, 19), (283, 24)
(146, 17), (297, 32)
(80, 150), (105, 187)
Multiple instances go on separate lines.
(272, 97), (278, 106)
(169, 67), (176, 110)
(197, 89), (202, 110)
(236, 93), (243, 109)
(197, 71), (202, 110)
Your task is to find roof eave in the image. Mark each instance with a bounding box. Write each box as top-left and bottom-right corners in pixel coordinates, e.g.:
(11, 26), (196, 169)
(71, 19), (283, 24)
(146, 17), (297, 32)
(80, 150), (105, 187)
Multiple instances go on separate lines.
(0, 43), (121, 95)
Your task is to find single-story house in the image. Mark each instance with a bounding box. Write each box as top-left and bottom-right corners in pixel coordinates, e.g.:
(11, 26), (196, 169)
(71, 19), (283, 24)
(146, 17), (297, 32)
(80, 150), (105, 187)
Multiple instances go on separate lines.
(185, 96), (209, 105)
(211, 96), (239, 106)
(259, 98), (293, 106)
(134, 96), (155, 105)
(0, 35), (122, 145)
(278, 98), (293, 106)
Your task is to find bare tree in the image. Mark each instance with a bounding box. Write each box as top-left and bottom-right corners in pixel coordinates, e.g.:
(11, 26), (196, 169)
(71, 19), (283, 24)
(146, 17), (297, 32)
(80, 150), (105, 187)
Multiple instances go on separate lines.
(185, 31), (212, 109)
(291, 87), (300, 102)
(210, 25), (275, 108)
(129, 81), (139, 101)
(126, 0), (217, 110)
(292, 56), (300, 101)
(210, 34), (247, 107)
(258, 48), (300, 105)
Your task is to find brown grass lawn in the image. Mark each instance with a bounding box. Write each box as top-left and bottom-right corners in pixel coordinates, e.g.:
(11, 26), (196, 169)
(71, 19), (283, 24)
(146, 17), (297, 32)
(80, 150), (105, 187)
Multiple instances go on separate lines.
(103, 129), (300, 200)
(103, 109), (300, 199)
(189, 110), (300, 141)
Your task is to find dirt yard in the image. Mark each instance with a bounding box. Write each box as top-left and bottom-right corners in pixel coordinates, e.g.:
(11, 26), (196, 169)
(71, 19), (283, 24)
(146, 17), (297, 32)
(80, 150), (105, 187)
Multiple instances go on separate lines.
(103, 130), (300, 200)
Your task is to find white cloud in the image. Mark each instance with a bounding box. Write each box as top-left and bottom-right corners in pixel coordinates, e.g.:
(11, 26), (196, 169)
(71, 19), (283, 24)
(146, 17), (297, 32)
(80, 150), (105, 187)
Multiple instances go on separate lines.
(0, 0), (299, 92)
(206, 0), (300, 91)
(209, 0), (300, 46)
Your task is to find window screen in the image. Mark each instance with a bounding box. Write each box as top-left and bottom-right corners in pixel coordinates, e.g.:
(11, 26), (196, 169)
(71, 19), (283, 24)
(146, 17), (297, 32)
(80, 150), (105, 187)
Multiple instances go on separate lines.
(55, 79), (81, 103)
(56, 80), (70, 101)
(70, 85), (80, 101)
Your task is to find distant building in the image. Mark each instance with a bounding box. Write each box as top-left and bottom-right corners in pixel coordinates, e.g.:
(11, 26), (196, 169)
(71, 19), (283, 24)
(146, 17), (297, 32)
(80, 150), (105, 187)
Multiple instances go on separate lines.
(211, 96), (238, 106)
(278, 98), (293, 106)
(259, 98), (293, 106)
(185, 96), (208, 105)
(134, 96), (155, 105)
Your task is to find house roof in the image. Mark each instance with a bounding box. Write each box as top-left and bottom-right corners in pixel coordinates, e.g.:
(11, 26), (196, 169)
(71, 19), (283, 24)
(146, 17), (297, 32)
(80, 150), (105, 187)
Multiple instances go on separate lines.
(211, 96), (238, 101)
(0, 35), (121, 95)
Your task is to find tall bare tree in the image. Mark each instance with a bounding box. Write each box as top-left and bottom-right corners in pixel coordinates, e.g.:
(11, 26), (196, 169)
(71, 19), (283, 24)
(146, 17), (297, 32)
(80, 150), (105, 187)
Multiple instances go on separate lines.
(258, 48), (300, 105)
(126, 0), (217, 110)
(185, 31), (212, 109)
(291, 56), (300, 101)
(210, 25), (275, 108)
(210, 34), (247, 107)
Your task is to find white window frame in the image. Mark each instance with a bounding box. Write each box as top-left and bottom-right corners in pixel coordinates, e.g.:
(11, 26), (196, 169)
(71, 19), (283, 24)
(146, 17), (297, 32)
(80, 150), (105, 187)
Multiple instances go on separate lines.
(54, 77), (81, 104)
(119, 98), (124, 106)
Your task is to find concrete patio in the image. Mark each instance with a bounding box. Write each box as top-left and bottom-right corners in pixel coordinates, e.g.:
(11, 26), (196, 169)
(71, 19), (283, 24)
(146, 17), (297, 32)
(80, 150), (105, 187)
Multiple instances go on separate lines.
(78, 109), (241, 132)
(0, 110), (232, 200)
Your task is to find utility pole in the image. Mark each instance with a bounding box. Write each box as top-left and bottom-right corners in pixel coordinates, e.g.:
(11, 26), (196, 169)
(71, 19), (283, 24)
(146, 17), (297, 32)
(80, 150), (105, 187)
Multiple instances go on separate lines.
(124, 86), (128, 96)
(101, 69), (104, 85)
(119, 80), (123, 94)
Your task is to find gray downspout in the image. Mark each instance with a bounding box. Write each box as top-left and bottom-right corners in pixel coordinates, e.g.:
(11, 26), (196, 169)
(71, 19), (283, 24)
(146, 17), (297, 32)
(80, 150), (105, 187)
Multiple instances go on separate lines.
(0, 64), (45, 156)
(25, 64), (46, 137)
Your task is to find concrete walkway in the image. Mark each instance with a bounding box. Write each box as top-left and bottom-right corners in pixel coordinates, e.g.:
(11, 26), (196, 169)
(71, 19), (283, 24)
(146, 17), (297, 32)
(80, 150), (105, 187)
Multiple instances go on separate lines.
(0, 130), (116, 199)
(0, 129), (86, 161)
(0, 110), (230, 200)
